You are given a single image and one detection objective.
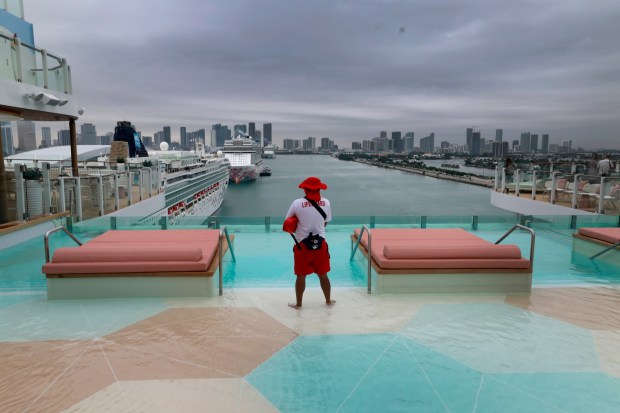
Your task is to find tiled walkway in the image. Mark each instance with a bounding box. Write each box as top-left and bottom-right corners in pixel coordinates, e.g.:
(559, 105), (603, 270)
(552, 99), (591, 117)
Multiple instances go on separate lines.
(1, 287), (619, 412)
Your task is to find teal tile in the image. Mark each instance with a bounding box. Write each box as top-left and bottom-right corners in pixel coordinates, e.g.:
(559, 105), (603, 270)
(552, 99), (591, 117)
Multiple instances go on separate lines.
(402, 303), (600, 373)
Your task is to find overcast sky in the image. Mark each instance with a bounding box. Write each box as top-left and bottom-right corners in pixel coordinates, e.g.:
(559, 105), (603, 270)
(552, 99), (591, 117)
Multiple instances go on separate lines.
(26, 0), (620, 149)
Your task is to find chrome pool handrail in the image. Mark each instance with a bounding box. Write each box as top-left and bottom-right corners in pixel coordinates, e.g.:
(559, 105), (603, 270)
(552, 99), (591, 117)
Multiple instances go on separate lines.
(590, 240), (620, 260)
(495, 224), (536, 269)
(350, 225), (372, 294)
(218, 226), (236, 296)
(44, 226), (82, 263)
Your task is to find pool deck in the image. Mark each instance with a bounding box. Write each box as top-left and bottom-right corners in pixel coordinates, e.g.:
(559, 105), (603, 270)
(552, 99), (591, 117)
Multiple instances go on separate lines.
(1, 285), (619, 412)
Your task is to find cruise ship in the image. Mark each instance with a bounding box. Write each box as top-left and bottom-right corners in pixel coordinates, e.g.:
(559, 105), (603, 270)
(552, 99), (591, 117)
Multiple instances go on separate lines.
(222, 136), (263, 183)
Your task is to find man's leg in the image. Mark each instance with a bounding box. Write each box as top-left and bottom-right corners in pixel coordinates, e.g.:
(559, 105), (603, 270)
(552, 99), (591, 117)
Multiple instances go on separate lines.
(317, 273), (335, 306)
(289, 275), (306, 309)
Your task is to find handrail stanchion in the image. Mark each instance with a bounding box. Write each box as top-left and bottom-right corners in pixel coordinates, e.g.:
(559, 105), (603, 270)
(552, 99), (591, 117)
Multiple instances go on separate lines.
(515, 169), (520, 197)
(44, 226), (82, 263)
(598, 177), (607, 214)
(550, 172), (559, 204)
(590, 240), (620, 260)
(349, 225), (372, 294)
(495, 224), (536, 270)
(501, 168), (506, 193)
(531, 170), (537, 200)
(571, 174), (579, 209)
(218, 227), (236, 296)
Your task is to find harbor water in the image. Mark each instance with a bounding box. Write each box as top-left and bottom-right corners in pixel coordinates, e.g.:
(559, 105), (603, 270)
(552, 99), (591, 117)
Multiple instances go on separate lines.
(215, 154), (507, 217)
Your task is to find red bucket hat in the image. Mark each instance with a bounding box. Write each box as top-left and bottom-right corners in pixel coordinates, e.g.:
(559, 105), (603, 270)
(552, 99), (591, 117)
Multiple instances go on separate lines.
(298, 176), (328, 190)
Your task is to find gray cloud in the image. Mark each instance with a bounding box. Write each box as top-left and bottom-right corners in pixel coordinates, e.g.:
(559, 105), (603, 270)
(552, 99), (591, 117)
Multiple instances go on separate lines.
(27, 0), (620, 148)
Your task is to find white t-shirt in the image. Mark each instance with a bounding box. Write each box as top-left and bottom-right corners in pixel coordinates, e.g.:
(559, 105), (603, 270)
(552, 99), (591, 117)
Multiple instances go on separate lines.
(286, 197), (332, 240)
(597, 159), (612, 175)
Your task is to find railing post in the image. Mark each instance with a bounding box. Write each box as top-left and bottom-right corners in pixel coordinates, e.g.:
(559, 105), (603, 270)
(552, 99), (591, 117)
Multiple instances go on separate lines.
(97, 176), (104, 216)
(515, 169), (521, 197)
(113, 173), (120, 210)
(139, 169), (144, 201)
(571, 175), (579, 209)
(550, 172), (558, 204)
(598, 177), (607, 214)
(493, 166), (499, 191)
(42, 162), (52, 214)
(59, 177), (66, 212)
(127, 171), (133, 205)
(14, 164), (26, 221)
(531, 170), (537, 200)
(501, 168), (506, 193)
(62, 58), (69, 94)
(41, 49), (49, 89)
(75, 178), (83, 221)
(14, 36), (23, 82)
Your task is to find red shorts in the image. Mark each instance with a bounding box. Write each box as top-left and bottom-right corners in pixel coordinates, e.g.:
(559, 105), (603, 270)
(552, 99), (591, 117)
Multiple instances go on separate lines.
(293, 241), (330, 276)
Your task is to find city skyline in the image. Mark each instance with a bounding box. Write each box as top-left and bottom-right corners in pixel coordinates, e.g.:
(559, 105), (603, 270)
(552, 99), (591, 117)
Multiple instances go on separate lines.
(23, 1), (620, 149)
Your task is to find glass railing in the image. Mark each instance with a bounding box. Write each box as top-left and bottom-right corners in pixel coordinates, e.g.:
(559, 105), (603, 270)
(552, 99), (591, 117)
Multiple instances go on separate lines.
(0, 31), (70, 94)
(495, 166), (620, 215)
(0, 162), (160, 224)
(3, 0), (23, 18)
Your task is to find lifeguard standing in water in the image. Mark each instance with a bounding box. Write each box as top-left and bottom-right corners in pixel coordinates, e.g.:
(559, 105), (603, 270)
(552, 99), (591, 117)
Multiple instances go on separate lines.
(284, 176), (336, 309)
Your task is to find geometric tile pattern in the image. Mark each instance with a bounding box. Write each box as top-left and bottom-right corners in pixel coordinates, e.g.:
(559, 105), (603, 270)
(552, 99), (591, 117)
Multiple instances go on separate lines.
(0, 307), (296, 413)
(401, 303), (600, 373)
(1, 287), (620, 412)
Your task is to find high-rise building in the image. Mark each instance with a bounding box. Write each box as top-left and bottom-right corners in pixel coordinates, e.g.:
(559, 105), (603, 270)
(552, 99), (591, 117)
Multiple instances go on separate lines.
(379, 131), (387, 139)
(466, 128), (473, 152)
(495, 129), (503, 143)
(420, 133), (435, 153)
(163, 126), (171, 145)
(471, 131), (481, 156)
(1, 122), (15, 156)
(57, 129), (71, 146)
(530, 134), (538, 152)
(180, 127), (188, 149)
(80, 123), (97, 145)
(248, 122), (256, 139)
(41, 127), (52, 147)
(519, 132), (531, 153)
(234, 124), (246, 135)
(305, 137), (316, 149)
(283, 138), (295, 150)
(492, 141), (509, 158)
(211, 124), (230, 147)
(404, 132), (414, 153)
(541, 134), (549, 154)
(263, 123), (272, 145)
(351, 142), (362, 150)
(17, 121), (37, 151)
(391, 131), (402, 153)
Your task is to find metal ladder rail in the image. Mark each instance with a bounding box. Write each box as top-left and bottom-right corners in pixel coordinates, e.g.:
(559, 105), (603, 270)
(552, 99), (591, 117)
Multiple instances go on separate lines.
(495, 224), (536, 269)
(350, 225), (372, 294)
(218, 227), (236, 296)
(44, 226), (83, 263)
(590, 240), (620, 260)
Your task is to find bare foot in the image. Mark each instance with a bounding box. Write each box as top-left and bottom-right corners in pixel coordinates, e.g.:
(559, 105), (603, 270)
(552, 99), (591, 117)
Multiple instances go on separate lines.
(326, 300), (336, 307)
(288, 303), (301, 310)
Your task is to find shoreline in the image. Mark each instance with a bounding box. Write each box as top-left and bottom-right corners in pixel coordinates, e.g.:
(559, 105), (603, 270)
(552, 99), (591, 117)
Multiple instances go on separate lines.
(354, 160), (494, 188)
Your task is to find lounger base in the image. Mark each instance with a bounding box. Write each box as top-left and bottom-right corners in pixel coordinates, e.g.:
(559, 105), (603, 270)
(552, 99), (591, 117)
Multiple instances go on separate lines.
(572, 234), (620, 267)
(372, 271), (531, 294)
(47, 275), (219, 299)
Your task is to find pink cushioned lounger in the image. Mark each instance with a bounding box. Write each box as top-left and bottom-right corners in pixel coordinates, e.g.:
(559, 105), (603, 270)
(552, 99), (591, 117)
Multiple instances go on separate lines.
(577, 228), (620, 245)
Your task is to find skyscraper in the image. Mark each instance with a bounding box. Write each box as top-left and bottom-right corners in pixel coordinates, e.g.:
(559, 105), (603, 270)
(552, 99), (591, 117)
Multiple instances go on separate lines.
(41, 127), (52, 147)
(466, 128), (473, 153)
(471, 131), (481, 156)
(420, 133), (435, 153)
(530, 134), (538, 152)
(404, 132), (414, 153)
(163, 126), (171, 145)
(263, 123), (272, 145)
(391, 131), (402, 153)
(180, 127), (188, 149)
(1, 122), (14, 155)
(541, 134), (549, 154)
(248, 122), (256, 139)
(520, 132), (531, 153)
(495, 129), (503, 143)
(17, 121), (37, 151)
(80, 123), (97, 145)
(57, 129), (71, 146)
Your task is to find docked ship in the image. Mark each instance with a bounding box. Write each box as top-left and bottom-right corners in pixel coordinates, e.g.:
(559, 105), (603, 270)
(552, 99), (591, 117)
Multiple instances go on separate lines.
(222, 136), (263, 184)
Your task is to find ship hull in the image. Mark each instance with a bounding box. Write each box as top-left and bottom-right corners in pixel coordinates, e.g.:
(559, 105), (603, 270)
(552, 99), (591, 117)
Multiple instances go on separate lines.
(229, 165), (259, 184)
